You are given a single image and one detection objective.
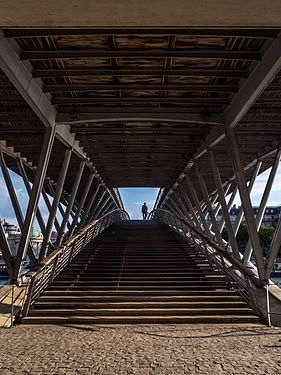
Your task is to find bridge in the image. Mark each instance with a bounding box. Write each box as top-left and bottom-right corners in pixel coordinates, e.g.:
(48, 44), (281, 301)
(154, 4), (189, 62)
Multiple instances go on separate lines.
(0, 6), (281, 330)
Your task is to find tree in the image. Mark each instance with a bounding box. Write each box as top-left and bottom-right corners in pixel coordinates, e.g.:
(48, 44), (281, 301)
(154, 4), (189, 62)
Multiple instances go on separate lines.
(221, 223), (275, 255)
(259, 225), (275, 256)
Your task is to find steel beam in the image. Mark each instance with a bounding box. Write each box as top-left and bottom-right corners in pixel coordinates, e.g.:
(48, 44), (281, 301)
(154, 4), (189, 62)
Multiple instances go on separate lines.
(217, 184), (237, 232)
(225, 126), (265, 281)
(0, 152), (25, 229)
(231, 161), (262, 237)
(225, 32), (281, 130)
(178, 185), (202, 230)
(56, 112), (223, 125)
(55, 97), (229, 105)
(0, 33), (103, 175)
(0, 222), (13, 279)
(163, 33), (281, 202)
(0, 152), (37, 264)
(5, 29), (278, 38)
(265, 216), (281, 279)
(16, 158), (46, 235)
(165, 201), (178, 216)
(39, 148), (72, 260)
(169, 195), (185, 217)
(101, 202), (115, 217)
(195, 163), (224, 247)
(34, 68), (248, 78)
(95, 196), (112, 218)
(14, 126), (56, 279)
(56, 161), (85, 245)
(185, 176), (212, 237)
(78, 183), (101, 229)
(174, 190), (191, 220)
(41, 188), (60, 232)
(209, 150), (241, 260)
(71, 125), (210, 134)
(50, 83), (236, 93)
(174, 193), (191, 218)
(46, 181), (67, 223)
(22, 49), (260, 60)
(58, 106), (222, 114)
(243, 151), (281, 264)
(68, 173), (95, 236)
(88, 190), (107, 222)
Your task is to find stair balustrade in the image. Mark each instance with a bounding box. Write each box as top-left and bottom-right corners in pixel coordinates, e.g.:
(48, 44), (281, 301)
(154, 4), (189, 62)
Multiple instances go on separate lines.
(21, 209), (130, 318)
(148, 209), (269, 324)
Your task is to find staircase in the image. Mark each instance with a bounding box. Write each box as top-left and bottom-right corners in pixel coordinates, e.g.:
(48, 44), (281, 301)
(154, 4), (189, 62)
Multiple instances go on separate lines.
(22, 220), (259, 324)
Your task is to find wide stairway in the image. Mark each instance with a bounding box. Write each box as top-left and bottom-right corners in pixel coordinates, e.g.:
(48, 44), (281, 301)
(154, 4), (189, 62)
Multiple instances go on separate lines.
(22, 221), (259, 324)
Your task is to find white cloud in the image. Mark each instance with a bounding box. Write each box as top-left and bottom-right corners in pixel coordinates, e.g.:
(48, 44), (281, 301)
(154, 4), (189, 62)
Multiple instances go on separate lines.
(233, 165), (281, 207)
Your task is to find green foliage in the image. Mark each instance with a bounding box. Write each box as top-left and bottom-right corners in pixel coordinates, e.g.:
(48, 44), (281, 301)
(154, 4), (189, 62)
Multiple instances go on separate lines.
(221, 223), (275, 255)
(258, 225), (275, 250)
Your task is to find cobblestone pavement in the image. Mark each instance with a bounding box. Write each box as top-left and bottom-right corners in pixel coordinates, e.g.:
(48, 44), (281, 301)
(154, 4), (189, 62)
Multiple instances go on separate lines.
(0, 323), (281, 374)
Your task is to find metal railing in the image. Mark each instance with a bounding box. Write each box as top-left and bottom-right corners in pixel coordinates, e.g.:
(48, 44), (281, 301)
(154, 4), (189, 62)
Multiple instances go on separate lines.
(21, 209), (130, 317)
(149, 209), (268, 323)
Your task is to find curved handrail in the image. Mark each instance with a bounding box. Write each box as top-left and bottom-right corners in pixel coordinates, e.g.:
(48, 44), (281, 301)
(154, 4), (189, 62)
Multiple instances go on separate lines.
(149, 209), (256, 279)
(21, 208), (130, 316)
(98, 208), (130, 222)
(27, 209), (130, 271)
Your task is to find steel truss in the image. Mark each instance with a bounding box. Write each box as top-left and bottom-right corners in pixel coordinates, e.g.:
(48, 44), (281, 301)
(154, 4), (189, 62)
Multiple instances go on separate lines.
(162, 140), (281, 285)
(160, 32), (281, 285)
(0, 28), (281, 324)
(0, 142), (120, 281)
(0, 32), (122, 281)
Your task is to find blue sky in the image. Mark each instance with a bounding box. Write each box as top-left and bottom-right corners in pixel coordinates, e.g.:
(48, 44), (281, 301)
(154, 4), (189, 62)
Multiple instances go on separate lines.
(232, 163), (281, 207)
(0, 168), (64, 228)
(0, 164), (281, 227)
(119, 188), (160, 219)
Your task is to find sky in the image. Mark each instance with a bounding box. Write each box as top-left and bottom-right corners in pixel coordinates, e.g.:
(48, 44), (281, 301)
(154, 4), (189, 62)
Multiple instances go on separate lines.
(232, 163), (281, 207)
(0, 163), (281, 227)
(0, 168), (64, 228)
(119, 188), (160, 219)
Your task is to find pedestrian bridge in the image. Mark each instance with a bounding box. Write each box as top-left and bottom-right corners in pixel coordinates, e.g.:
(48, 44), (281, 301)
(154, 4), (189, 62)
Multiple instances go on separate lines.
(0, 26), (281, 326)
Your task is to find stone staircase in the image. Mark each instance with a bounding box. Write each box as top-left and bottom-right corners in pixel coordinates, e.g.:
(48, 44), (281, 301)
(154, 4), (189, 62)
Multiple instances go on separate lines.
(22, 220), (260, 324)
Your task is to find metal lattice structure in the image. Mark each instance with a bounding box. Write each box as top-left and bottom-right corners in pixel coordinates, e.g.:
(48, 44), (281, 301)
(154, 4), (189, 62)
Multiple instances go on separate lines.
(0, 28), (281, 304)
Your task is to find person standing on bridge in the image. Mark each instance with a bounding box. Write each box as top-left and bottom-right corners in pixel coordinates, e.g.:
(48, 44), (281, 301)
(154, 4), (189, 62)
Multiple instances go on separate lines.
(141, 202), (148, 220)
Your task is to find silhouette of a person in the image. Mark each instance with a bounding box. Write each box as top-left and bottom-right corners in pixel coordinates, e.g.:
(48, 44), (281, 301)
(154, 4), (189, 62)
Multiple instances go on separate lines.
(141, 202), (148, 220)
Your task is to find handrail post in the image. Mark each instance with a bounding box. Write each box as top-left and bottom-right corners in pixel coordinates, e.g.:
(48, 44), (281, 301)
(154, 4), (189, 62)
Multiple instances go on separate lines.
(10, 284), (15, 326)
(50, 256), (60, 283)
(266, 281), (272, 327)
(68, 239), (77, 264)
(22, 276), (36, 317)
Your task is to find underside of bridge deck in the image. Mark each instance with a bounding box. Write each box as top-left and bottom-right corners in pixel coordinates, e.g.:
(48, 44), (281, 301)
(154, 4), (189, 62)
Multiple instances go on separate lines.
(1, 29), (281, 189)
(0, 27), (281, 322)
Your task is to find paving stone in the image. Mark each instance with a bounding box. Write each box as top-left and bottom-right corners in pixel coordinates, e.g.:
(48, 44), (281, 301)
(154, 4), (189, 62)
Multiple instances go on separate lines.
(0, 324), (281, 374)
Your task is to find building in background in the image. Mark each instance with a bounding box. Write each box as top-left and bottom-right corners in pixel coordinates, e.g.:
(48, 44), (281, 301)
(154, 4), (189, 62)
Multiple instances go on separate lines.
(216, 205), (281, 228)
(0, 220), (44, 270)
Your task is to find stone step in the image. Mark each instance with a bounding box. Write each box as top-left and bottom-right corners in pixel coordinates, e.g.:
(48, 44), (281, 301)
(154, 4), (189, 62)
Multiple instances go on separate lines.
(61, 272), (208, 277)
(28, 307), (254, 317)
(42, 289), (239, 297)
(22, 221), (260, 326)
(51, 279), (226, 285)
(34, 301), (248, 309)
(47, 285), (228, 290)
(22, 315), (260, 325)
(56, 272), (225, 282)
